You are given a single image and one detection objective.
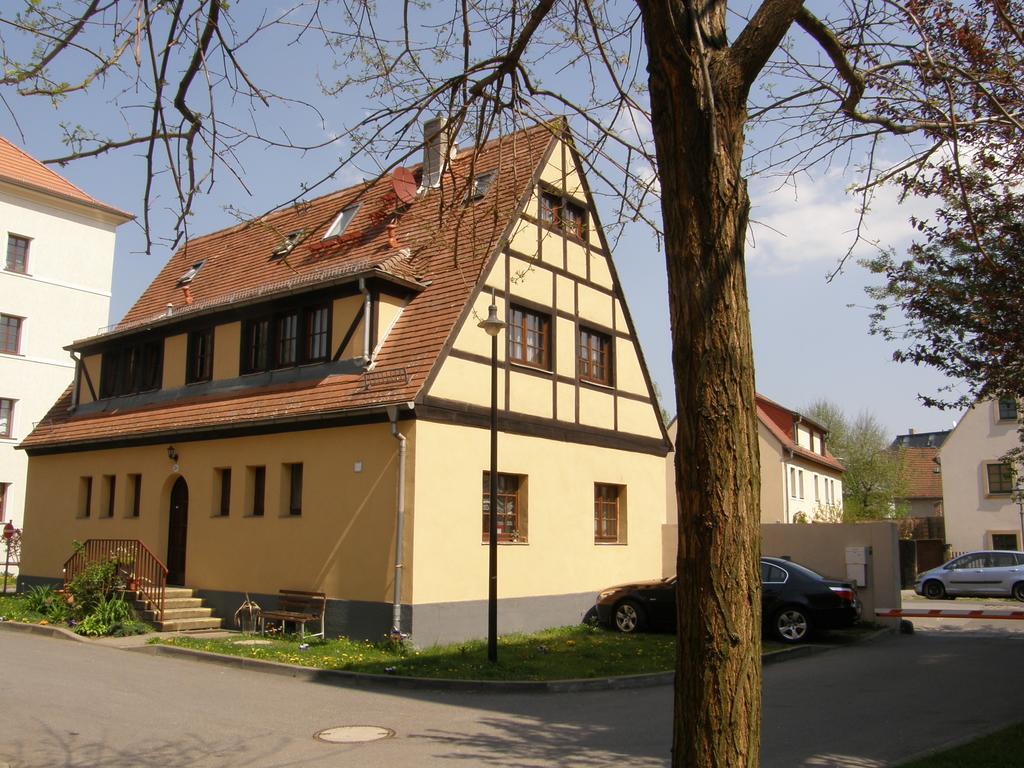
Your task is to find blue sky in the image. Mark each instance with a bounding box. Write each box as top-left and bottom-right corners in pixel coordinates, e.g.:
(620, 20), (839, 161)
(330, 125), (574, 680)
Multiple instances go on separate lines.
(0, 5), (965, 438)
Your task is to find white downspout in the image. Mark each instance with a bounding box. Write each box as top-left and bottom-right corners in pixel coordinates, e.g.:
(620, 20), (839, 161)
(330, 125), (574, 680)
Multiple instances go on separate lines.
(359, 278), (372, 367)
(784, 452), (792, 524)
(388, 404), (409, 637)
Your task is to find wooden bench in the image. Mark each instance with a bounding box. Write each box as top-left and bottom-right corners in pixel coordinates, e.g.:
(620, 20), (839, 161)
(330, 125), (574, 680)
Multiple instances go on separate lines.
(259, 590), (326, 639)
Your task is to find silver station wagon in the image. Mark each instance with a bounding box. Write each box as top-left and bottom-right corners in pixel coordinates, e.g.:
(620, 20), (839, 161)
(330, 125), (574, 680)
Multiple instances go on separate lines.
(915, 550), (1024, 601)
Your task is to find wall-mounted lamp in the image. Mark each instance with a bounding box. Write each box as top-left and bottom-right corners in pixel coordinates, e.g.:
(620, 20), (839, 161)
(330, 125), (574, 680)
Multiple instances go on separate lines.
(167, 446), (179, 462)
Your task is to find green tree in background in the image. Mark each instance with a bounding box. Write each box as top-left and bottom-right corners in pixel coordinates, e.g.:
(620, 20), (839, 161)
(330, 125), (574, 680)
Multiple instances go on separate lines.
(806, 400), (907, 521)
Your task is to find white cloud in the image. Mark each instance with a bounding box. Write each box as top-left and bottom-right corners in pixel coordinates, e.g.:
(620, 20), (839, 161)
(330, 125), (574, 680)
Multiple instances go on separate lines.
(745, 171), (936, 275)
(607, 104), (653, 146)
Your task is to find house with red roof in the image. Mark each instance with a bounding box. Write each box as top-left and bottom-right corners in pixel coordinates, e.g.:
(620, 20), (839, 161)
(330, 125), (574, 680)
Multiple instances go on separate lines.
(756, 394), (846, 524)
(662, 395), (845, 573)
(17, 120), (669, 644)
(0, 136), (131, 542)
(889, 429), (950, 578)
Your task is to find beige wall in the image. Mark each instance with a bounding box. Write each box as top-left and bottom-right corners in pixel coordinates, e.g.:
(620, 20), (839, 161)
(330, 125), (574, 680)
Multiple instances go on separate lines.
(432, 137), (662, 442)
(412, 420), (665, 605)
(21, 421), (413, 604)
(212, 322), (240, 380)
(162, 334), (187, 389)
(78, 353), (102, 405)
(332, 294), (364, 360)
(758, 423), (786, 524)
(941, 400), (1022, 552)
(761, 521), (902, 629)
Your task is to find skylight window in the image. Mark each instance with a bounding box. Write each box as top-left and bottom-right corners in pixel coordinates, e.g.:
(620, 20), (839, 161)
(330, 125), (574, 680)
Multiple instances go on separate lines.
(176, 260), (205, 287)
(323, 205), (359, 239)
(271, 230), (304, 259)
(467, 170), (496, 201)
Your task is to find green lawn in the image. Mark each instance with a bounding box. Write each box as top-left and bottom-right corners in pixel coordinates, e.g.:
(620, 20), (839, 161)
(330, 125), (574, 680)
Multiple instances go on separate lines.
(0, 593), (45, 623)
(898, 721), (1024, 767)
(159, 624), (677, 681)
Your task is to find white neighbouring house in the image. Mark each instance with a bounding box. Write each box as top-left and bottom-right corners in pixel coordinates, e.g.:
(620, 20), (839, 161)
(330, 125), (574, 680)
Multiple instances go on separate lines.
(940, 397), (1024, 553)
(0, 136), (131, 534)
(662, 393), (845, 574)
(755, 393), (845, 524)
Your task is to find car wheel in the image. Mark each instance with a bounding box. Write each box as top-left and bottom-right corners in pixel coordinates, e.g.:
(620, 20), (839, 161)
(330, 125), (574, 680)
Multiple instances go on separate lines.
(773, 606), (811, 644)
(1013, 582), (1024, 602)
(613, 600), (646, 633)
(922, 580), (946, 600)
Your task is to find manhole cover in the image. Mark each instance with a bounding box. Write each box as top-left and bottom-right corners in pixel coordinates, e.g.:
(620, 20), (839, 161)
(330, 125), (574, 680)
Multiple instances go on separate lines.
(315, 726), (394, 744)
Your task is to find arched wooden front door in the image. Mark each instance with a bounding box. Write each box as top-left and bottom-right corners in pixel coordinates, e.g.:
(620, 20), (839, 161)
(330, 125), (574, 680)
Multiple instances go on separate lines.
(167, 476), (189, 586)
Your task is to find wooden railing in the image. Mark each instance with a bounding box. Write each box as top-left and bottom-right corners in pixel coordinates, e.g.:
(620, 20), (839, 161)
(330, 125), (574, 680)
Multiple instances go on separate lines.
(63, 539), (167, 621)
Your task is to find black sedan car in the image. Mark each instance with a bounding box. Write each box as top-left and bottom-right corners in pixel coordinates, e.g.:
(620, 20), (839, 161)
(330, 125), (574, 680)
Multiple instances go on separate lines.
(596, 557), (860, 643)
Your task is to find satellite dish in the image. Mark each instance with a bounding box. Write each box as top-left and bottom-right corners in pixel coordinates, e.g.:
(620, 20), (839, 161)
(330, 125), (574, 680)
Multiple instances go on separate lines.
(392, 167), (418, 204)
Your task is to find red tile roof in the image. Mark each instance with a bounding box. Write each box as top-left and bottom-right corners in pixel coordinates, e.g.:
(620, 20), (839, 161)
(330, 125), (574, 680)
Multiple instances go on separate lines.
(898, 446), (943, 499)
(756, 394), (845, 473)
(22, 122), (559, 450)
(0, 136), (131, 220)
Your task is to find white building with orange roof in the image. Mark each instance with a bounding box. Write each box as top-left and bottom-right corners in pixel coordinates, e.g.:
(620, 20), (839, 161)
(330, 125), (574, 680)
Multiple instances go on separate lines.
(755, 394), (846, 524)
(0, 136), (131, 536)
(662, 394), (845, 574)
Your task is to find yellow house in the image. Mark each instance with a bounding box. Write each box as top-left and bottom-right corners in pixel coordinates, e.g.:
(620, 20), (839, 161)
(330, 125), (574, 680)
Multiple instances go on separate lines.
(19, 120), (668, 645)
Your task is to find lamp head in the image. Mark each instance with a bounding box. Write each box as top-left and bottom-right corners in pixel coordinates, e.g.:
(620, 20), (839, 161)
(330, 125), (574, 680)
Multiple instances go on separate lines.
(478, 301), (506, 338)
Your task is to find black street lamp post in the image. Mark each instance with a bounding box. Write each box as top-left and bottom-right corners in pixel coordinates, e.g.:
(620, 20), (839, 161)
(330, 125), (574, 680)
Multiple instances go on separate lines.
(478, 290), (505, 663)
(1015, 480), (1024, 550)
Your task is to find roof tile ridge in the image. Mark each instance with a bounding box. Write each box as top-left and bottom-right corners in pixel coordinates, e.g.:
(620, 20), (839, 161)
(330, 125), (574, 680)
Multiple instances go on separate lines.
(0, 135), (131, 218)
(0, 136), (98, 202)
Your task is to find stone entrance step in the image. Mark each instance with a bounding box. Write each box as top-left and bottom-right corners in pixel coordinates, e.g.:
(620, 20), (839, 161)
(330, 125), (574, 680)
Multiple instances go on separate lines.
(132, 587), (222, 632)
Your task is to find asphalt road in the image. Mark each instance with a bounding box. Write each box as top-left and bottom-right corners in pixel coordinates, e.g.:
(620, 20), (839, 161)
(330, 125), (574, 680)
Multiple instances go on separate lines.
(2, 620), (1023, 767)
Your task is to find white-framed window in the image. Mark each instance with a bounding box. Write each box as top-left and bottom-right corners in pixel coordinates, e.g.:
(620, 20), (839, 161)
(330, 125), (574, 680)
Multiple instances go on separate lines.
(323, 205), (359, 239)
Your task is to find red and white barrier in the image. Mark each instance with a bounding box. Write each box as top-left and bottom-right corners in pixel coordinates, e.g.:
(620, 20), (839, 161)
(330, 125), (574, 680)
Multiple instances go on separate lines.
(877, 608), (1024, 621)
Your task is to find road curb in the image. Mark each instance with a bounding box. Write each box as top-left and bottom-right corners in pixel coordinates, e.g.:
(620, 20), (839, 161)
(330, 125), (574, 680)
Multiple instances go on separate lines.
(1, 617), (894, 693)
(762, 627), (894, 666)
(0, 619), (84, 642)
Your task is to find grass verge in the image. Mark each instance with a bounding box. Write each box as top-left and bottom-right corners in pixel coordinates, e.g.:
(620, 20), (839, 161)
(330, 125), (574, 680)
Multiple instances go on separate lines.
(159, 624), (677, 681)
(898, 721), (1024, 767)
(0, 594), (44, 623)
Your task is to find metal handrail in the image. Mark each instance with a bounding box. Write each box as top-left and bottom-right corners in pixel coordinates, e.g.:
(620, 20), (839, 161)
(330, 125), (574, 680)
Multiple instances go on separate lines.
(63, 539), (167, 621)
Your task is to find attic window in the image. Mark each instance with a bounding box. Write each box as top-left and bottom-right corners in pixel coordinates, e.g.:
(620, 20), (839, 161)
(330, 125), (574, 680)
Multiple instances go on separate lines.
(467, 170), (496, 201)
(271, 230), (304, 260)
(176, 260), (205, 287)
(323, 205), (359, 240)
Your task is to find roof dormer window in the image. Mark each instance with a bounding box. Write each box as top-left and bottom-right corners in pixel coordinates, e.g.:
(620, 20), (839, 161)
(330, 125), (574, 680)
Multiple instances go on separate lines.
(323, 205), (360, 240)
(176, 260), (205, 287)
(271, 230), (304, 260)
(467, 170), (496, 202)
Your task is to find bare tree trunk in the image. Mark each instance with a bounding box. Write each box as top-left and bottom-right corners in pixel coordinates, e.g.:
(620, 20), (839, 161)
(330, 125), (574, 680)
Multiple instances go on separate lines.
(640, 3), (763, 766)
